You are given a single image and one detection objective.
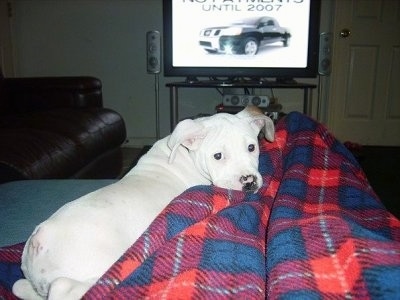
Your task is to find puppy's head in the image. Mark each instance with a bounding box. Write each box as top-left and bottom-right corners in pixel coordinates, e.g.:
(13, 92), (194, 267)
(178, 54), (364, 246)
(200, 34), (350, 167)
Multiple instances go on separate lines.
(168, 106), (274, 193)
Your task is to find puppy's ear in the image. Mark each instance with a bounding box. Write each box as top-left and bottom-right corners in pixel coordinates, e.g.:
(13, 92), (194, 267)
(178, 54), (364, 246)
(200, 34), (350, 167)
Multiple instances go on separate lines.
(236, 105), (264, 119)
(237, 105), (275, 142)
(167, 119), (207, 163)
(251, 115), (275, 142)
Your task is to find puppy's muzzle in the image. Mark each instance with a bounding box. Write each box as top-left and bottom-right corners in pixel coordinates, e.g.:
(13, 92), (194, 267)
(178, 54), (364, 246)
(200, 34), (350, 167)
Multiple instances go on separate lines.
(240, 175), (258, 193)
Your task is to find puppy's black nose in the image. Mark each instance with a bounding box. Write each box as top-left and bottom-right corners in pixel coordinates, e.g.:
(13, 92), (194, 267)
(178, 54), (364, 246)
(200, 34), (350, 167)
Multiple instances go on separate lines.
(240, 175), (258, 192)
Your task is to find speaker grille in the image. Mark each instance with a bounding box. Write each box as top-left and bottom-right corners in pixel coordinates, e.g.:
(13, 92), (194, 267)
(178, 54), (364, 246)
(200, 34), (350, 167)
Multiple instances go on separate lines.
(146, 31), (161, 74)
(223, 94), (270, 108)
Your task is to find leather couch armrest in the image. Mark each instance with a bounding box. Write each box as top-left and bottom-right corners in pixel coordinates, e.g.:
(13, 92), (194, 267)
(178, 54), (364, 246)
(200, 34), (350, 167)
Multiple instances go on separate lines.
(4, 76), (103, 113)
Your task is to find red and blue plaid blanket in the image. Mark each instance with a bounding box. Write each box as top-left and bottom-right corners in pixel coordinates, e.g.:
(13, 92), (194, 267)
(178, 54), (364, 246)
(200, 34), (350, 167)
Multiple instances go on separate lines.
(1, 112), (399, 299)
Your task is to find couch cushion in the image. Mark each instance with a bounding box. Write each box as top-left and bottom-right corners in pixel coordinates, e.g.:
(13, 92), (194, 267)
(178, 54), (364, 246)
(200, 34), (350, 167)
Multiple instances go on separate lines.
(0, 70), (9, 115)
(0, 129), (82, 182)
(0, 108), (126, 163)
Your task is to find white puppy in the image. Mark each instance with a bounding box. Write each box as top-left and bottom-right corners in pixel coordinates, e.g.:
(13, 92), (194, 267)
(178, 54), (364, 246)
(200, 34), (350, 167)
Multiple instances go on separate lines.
(12, 107), (274, 300)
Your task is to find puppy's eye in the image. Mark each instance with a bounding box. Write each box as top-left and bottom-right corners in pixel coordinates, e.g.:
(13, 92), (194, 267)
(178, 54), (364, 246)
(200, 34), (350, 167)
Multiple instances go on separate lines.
(248, 144), (255, 152)
(213, 152), (223, 160)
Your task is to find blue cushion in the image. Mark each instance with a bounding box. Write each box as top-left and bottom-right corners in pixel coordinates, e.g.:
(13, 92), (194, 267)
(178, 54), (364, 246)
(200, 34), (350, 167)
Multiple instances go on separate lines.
(0, 179), (116, 246)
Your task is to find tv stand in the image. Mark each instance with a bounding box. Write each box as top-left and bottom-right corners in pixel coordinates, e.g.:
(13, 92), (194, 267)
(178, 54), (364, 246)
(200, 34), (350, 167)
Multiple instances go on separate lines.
(185, 76), (199, 84)
(166, 80), (317, 131)
(275, 77), (297, 84)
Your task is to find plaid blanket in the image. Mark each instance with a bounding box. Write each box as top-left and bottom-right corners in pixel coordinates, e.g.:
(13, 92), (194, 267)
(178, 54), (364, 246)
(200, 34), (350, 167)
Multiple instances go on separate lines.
(1, 112), (399, 299)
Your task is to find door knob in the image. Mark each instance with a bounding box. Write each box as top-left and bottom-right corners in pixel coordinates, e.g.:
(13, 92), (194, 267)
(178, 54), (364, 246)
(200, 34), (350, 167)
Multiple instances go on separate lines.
(340, 28), (351, 38)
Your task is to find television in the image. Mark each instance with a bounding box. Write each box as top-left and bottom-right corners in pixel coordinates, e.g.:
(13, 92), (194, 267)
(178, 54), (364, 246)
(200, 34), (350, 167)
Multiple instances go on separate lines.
(163, 0), (321, 82)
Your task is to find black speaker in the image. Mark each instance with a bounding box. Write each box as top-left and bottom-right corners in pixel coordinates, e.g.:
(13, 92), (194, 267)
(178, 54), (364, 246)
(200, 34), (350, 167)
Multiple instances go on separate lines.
(223, 94), (270, 108)
(318, 32), (333, 76)
(146, 30), (161, 74)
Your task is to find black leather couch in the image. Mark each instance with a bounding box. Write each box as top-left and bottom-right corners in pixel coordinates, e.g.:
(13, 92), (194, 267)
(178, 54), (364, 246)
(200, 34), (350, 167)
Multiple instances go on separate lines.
(0, 72), (127, 183)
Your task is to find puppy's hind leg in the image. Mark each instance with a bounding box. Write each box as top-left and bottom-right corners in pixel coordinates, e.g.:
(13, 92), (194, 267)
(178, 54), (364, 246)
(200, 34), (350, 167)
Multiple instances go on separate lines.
(48, 277), (96, 300)
(12, 279), (44, 300)
(26, 226), (45, 258)
(13, 225), (58, 299)
(13, 277), (95, 300)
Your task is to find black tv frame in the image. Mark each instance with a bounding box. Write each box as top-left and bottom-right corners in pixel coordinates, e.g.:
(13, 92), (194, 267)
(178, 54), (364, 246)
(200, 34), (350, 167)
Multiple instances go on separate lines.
(163, 0), (321, 82)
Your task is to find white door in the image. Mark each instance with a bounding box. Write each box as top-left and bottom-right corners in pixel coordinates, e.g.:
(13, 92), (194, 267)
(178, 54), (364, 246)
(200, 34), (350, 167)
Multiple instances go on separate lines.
(0, 0), (14, 75)
(327, 0), (400, 146)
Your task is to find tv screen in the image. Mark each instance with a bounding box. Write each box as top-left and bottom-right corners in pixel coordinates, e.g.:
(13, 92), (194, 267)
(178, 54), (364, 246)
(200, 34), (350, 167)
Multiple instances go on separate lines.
(163, 0), (321, 81)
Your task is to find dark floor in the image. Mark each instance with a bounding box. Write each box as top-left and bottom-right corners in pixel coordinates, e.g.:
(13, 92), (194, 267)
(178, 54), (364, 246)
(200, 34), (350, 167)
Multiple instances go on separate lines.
(120, 146), (400, 219)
